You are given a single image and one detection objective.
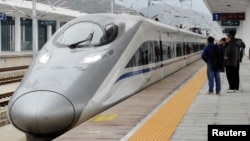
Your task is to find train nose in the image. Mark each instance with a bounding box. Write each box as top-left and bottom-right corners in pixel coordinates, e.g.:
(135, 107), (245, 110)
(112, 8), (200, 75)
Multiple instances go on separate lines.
(9, 91), (75, 135)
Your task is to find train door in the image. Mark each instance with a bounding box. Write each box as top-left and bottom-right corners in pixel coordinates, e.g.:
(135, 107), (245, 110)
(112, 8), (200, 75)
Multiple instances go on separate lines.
(160, 32), (172, 78)
(181, 33), (185, 57)
(141, 41), (154, 82)
(158, 31), (163, 79)
(172, 34), (178, 58)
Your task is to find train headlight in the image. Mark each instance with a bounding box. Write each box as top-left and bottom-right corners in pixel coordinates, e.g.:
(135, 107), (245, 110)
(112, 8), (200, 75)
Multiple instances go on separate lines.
(79, 49), (113, 64)
(79, 49), (114, 64)
(39, 52), (51, 64)
(80, 53), (103, 64)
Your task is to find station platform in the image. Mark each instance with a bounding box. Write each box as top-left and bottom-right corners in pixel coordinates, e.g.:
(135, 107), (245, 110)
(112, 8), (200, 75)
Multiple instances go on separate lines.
(54, 56), (250, 141)
(0, 52), (32, 69)
(0, 52), (32, 57)
(0, 124), (25, 141)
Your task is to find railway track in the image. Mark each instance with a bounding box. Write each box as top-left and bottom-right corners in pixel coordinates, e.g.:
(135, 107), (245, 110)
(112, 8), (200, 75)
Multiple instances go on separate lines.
(0, 66), (29, 127)
(0, 92), (13, 127)
(0, 91), (16, 127)
(0, 66), (27, 106)
(0, 92), (14, 107)
(0, 66), (26, 106)
(0, 76), (23, 86)
(0, 65), (27, 86)
(0, 65), (29, 73)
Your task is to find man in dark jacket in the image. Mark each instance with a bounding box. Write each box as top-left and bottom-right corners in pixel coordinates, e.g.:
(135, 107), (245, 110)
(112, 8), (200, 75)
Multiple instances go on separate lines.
(214, 38), (226, 72)
(234, 38), (245, 90)
(224, 31), (238, 93)
(201, 36), (221, 95)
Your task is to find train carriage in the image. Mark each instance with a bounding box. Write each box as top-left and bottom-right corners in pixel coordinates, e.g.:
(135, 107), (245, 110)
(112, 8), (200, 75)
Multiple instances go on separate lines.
(7, 13), (206, 140)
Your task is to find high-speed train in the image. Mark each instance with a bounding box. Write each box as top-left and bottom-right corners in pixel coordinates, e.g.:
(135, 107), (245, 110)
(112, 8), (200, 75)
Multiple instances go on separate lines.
(8, 14), (206, 140)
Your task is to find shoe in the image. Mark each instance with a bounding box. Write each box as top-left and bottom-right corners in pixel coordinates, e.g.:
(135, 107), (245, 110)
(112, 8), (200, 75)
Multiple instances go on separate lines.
(216, 93), (221, 96)
(227, 88), (238, 91)
(227, 90), (236, 93)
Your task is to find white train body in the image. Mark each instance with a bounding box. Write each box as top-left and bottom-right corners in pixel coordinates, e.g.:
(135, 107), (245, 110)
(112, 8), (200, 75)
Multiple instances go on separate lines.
(8, 14), (206, 140)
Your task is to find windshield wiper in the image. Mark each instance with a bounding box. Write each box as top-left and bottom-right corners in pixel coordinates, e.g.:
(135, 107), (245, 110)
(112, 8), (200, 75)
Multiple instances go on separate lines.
(69, 32), (94, 49)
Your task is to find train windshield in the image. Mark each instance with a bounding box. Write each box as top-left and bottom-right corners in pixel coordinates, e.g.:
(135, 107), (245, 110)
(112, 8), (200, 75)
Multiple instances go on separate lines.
(56, 22), (105, 48)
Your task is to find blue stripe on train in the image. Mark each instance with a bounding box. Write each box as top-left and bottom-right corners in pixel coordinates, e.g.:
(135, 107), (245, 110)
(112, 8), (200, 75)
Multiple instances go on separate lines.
(114, 64), (162, 84)
(115, 57), (184, 84)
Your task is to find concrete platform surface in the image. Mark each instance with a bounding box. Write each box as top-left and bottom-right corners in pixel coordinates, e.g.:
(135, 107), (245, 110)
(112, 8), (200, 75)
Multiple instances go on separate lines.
(171, 56), (250, 141)
(0, 124), (25, 141)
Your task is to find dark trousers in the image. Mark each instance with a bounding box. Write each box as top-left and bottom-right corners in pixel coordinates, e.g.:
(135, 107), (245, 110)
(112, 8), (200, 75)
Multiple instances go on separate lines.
(236, 62), (240, 90)
(226, 66), (237, 90)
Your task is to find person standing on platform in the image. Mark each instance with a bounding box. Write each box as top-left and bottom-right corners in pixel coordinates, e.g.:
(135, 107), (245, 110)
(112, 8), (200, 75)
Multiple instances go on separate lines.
(201, 36), (221, 95)
(224, 31), (238, 93)
(220, 37), (227, 51)
(215, 38), (227, 72)
(235, 38), (245, 91)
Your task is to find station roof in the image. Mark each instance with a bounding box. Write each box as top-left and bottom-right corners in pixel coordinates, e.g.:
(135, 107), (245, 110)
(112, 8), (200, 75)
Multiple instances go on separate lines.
(203, 0), (250, 13)
(0, 0), (87, 21)
(203, 0), (249, 38)
(33, 0), (129, 14)
(138, 3), (222, 38)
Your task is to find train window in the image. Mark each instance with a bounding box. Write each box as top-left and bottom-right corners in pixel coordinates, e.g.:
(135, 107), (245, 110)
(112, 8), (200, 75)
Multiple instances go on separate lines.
(201, 43), (205, 50)
(162, 41), (173, 60)
(154, 41), (161, 62)
(56, 22), (105, 47)
(199, 43), (202, 51)
(126, 49), (139, 68)
(193, 43), (198, 52)
(138, 42), (152, 65)
(192, 43), (195, 52)
(145, 42), (154, 64)
(186, 43), (191, 54)
(105, 24), (118, 43)
(189, 43), (193, 53)
(126, 41), (155, 68)
(176, 43), (182, 57)
(126, 56), (136, 68)
(183, 42), (186, 55)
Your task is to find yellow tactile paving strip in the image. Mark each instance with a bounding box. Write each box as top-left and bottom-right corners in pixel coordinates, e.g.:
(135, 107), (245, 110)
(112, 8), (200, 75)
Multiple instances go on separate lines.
(128, 66), (207, 141)
(91, 114), (118, 122)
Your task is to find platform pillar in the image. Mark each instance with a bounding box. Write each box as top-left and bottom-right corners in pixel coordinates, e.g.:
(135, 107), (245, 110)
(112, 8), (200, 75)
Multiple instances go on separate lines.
(32, 0), (38, 59)
(15, 15), (21, 52)
(22, 19), (25, 42)
(56, 20), (60, 31)
(47, 25), (52, 40)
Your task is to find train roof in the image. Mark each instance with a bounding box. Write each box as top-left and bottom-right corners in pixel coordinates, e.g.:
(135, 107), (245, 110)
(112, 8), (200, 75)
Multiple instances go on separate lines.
(67, 13), (143, 27)
(68, 13), (207, 39)
(144, 17), (207, 39)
